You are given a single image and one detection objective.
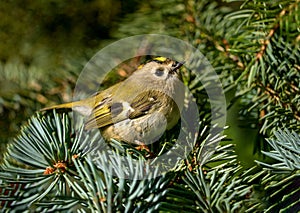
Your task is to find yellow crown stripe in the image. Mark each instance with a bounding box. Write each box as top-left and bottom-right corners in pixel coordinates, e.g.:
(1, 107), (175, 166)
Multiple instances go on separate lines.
(153, 56), (168, 62)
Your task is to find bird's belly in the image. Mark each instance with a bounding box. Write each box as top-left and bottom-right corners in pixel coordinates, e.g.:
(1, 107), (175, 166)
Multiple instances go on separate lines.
(101, 112), (170, 145)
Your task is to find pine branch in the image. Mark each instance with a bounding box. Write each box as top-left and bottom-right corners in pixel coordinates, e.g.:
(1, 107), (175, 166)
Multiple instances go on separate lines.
(255, 1), (299, 61)
(73, 154), (173, 212)
(246, 129), (300, 212)
(225, 0), (300, 135)
(257, 129), (300, 172)
(161, 142), (253, 212)
(0, 111), (101, 211)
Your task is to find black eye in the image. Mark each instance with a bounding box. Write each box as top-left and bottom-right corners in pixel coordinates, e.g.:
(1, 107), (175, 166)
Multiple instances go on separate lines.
(155, 67), (164, 76)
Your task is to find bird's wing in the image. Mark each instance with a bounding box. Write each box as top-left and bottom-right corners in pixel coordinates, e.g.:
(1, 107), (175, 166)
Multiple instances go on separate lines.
(84, 96), (115, 129)
(84, 90), (161, 130)
(128, 92), (161, 119)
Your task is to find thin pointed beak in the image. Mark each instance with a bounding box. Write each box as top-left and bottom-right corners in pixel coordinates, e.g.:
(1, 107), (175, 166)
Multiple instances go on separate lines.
(171, 61), (185, 73)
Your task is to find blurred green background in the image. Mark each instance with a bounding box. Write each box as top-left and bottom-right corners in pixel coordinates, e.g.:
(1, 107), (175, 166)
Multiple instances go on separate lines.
(0, 0), (258, 167)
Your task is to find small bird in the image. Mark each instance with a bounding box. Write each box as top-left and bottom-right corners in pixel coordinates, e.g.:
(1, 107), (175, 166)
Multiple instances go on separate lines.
(42, 57), (185, 146)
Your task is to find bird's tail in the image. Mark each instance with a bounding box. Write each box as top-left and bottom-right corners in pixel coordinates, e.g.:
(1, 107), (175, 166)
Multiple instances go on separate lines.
(41, 100), (92, 116)
(41, 101), (79, 111)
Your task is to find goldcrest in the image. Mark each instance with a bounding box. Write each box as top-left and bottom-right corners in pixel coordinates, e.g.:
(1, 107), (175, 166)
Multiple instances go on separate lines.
(42, 57), (185, 145)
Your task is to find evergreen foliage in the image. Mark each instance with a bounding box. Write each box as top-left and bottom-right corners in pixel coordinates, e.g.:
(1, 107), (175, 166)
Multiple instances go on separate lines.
(246, 129), (300, 212)
(225, 0), (300, 137)
(0, 0), (299, 212)
(0, 112), (225, 212)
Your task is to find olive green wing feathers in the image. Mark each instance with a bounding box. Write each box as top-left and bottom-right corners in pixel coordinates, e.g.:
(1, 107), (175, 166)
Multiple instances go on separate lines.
(84, 91), (161, 130)
(128, 93), (161, 119)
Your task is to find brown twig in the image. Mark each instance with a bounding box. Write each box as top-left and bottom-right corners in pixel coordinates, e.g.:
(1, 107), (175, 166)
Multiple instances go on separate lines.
(260, 83), (300, 121)
(256, 1), (299, 61)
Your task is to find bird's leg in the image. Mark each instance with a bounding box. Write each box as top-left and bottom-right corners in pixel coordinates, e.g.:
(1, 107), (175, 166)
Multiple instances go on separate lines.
(134, 140), (150, 152)
(134, 140), (156, 158)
